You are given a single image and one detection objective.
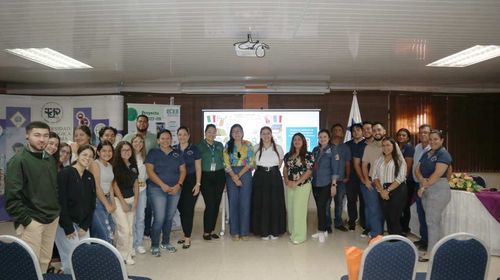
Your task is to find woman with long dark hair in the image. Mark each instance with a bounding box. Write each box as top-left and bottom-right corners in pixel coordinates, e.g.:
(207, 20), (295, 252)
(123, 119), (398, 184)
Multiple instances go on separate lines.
(373, 137), (407, 235)
(251, 126), (286, 240)
(70, 125), (92, 160)
(173, 126), (202, 249)
(416, 130), (452, 262)
(89, 140), (115, 244)
(58, 143), (72, 170)
(396, 128), (415, 235)
(55, 144), (96, 274)
(146, 129), (186, 256)
(283, 133), (314, 244)
(197, 124), (226, 241)
(311, 129), (340, 243)
(223, 124), (254, 241)
(131, 134), (148, 254)
(112, 141), (139, 265)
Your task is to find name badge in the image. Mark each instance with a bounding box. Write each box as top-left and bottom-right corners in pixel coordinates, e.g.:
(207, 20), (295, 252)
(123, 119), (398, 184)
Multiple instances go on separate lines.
(210, 162), (216, 171)
(335, 154), (340, 161)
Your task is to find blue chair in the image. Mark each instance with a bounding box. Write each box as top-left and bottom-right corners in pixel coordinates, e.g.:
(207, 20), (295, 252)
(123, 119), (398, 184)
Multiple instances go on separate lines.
(70, 238), (151, 280)
(0, 235), (71, 280)
(340, 235), (418, 280)
(415, 232), (490, 280)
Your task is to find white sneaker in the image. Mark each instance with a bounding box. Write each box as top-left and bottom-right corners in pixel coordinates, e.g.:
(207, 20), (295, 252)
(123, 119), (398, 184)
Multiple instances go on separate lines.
(261, 236), (270, 241)
(136, 246), (146, 254)
(324, 230), (328, 237)
(311, 232), (320, 238)
(270, 235), (279, 240)
(318, 232), (326, 243)
(130, 249), (136, 257)
(125, 257), (135, 265)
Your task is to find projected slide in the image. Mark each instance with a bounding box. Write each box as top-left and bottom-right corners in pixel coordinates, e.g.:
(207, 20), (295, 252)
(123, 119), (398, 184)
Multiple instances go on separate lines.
(203, 110), (319, 152)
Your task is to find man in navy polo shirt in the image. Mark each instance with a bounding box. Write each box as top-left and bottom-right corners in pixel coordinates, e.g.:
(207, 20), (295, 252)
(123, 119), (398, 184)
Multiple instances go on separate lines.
(345, 123), (366, 231)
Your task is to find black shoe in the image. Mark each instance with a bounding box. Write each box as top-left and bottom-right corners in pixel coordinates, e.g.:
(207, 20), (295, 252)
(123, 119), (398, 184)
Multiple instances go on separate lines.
(348, 224), (356, 231)
(210, 233), (220, 239)
(413, 239), (426, 246)
(326, 226), (333, 233)
(335, 225), (348, 232)
(177, 239), (185, 244)
(361, 229), (369, 237)
(203, 234), (212, 241)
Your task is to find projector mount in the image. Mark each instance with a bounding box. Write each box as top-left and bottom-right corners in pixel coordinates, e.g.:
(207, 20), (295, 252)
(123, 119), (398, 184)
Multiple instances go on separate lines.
(233, 33), (269, 58)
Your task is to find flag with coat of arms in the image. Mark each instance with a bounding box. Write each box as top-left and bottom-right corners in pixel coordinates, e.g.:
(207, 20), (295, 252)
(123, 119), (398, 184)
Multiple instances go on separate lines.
(344, 90), (362, 143)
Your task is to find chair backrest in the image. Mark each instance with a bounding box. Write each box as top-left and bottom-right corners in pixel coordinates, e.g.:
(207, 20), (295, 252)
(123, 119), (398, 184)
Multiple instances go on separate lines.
(70, 237), (128, 280)
(359, 235), (418, 280)
(427, 232), (490, 280)
(0, 235), (43, 280)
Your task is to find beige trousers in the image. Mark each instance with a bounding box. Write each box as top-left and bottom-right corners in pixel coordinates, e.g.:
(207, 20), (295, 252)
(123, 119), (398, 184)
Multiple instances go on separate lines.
(112, 197), (135, 259)
(16, 217), (59, 272)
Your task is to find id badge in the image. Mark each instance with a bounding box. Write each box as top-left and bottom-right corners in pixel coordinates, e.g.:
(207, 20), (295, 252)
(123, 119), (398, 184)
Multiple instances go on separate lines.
(210, 162), (216, 171)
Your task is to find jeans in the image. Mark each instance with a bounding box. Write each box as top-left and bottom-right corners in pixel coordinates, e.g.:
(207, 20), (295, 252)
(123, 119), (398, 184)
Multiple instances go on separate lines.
(90, 200), (114, 244)
(55, 223), (89, 274)
(133, 188), (147, 248)
(148, 185), (181, 248)
(360, 182), (384, 237)
(325, 181), (346, 228)
(226, 166), (252, 236)
(415, 183), (428, 243)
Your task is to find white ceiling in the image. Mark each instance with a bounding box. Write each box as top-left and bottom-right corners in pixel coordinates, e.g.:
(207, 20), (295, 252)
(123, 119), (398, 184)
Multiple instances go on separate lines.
(1, 0), (500, 94)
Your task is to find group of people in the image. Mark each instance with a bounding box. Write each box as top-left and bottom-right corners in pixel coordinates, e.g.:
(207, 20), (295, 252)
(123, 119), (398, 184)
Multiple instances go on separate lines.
(4, 116), (452, 275)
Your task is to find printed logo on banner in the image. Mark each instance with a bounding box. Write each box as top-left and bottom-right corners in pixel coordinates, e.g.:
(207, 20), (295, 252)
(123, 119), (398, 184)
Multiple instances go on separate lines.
(165, 108), (180, 116)
(73, 108), (92, 127)
(41, 102), (63, 123)
(6, 107), (31, 128)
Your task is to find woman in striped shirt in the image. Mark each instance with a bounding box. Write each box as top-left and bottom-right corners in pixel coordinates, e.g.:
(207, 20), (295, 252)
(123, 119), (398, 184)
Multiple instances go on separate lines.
(372, 137), (407, 235)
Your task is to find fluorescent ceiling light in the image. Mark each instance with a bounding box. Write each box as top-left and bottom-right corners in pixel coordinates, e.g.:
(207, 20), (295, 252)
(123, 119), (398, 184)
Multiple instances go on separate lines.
(426, 45), (500, 67)
(5, 48), (92, 69)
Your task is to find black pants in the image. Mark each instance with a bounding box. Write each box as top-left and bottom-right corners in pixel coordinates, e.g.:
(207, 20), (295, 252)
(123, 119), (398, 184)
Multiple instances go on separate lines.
(312, 185), (331, 231)
(379, 182), (407, 235)
(201, 169), (226, 233)
(346, 178), (365, 228)
(178, 173), (199, 238)
(144, 199), (153, 236)
(400, 180), (416, 232)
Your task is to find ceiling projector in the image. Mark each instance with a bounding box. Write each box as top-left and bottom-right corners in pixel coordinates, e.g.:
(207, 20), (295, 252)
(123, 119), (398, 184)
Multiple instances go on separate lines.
(234, 34), (269, 58)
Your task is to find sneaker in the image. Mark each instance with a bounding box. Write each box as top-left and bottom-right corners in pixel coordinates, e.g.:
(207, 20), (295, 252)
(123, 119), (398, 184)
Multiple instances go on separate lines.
(232, 235), (240, 241)
(311, 232), (320, 239)
(261, 236), (271, 241)
(348, 224), (356, 231)
(160, 243), (177, 253)
(241, 236), (250, 241)
(151, 247), (160, 257)
(335, 225), (349, 232)
(124, 257), (135, 265)
(326, 226), (333, 233)
(361, 229), (369, 238)
(136, 246), (146, 254)
(324, 230), (328, 237)
(130, 249), (136, 257)
(318, 232), (326, 243)
(270, 235), (279, 240)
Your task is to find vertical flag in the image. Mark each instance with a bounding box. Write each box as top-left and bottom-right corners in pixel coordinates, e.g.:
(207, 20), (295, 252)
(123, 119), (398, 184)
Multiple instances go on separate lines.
(344, 90), (363, 143)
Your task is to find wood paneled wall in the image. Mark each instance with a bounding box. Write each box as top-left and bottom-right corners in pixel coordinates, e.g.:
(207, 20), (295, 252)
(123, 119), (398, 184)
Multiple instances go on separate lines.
(124, 91), (500, 172)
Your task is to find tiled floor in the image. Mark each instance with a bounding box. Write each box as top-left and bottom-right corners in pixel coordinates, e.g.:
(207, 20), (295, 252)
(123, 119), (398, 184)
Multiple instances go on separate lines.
(1, 212), (499, 280)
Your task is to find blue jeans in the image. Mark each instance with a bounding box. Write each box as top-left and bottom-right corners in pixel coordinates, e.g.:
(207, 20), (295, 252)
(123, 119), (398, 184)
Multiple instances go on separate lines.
(226, 166), (252, 236)
(148, 185), (181, 248)
(55, 223), (89, 274)
(325, 181), (346, 228)
(133, 188), (147, 248)
(415, 183), (428, 243)
(90, 200), (114, 244)
(360, 183), (384, 237)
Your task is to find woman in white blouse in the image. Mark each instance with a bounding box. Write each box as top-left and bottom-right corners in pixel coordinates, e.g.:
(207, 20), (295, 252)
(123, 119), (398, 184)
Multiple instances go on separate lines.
(373, 137), (407, 235)
(251, 126), (287, 240)
(131, 134), (148, 255)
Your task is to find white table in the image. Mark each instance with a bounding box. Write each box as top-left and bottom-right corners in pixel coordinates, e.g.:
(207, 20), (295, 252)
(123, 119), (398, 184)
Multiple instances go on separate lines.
(410, 190), (500, 256)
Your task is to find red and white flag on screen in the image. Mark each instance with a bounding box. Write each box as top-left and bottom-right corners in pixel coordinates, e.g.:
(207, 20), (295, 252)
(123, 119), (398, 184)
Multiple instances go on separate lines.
(344, 90), (362, 143)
